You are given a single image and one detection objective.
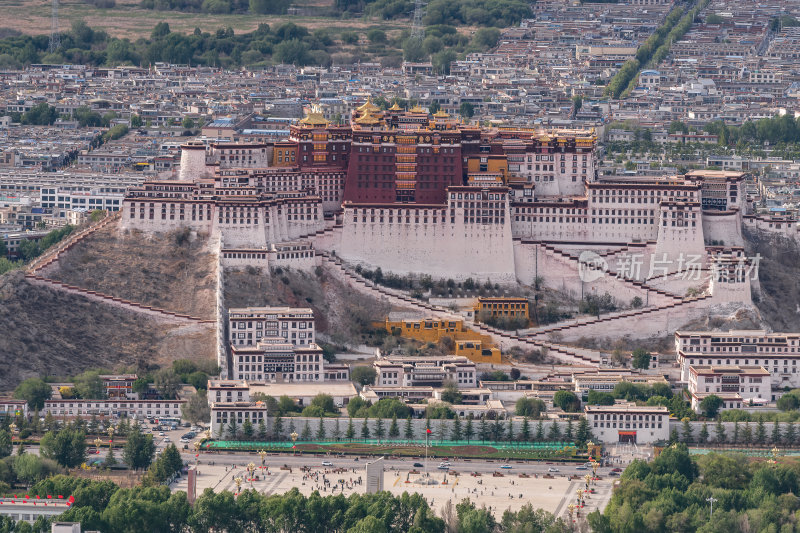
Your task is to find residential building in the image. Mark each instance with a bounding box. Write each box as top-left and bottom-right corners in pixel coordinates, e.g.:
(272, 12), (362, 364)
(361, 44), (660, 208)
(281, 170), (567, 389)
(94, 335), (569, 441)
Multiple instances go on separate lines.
(373, 355), (478, 388)
(688, 365), (770, 412)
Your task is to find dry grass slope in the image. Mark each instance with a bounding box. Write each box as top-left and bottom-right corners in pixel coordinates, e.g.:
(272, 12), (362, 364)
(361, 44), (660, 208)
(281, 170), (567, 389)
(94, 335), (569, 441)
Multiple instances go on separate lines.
(52, 224), (216, 320)
(0, 270), (215, 392)
(744, 228), (800, 332)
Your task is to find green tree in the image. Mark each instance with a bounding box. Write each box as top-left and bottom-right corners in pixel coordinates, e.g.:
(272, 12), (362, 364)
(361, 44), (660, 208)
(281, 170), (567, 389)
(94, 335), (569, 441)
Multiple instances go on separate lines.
(714, 420), (738, 444)
(346, 417), (355, 440)
(451, 415), (463, 441)
(181, 390), (210, 424)
(242, 419), (253, 440)
(631, 348), (650, 369)
(459, 102), (474, 119)
(681, 419), (693, 443)
(535, 420), (545, 441)
(367, 29), (386, 43)
(699, 395), (723, 418)
(0, 429), (11, 458)
(552, 390), (580, 412)
(465, 417), (474, 442)
(350, 366), (377, 386)
(360, 417), (370, 440)
(389, 414), (399, 438)
(404, 416), (414, 440)
(14, 378), (52, 410)
(785, 421), (796, 445)
(153, 368), (181, 399)
(520, 417), (531, 441)
(479, 417), (489, 442)
(374, 418), (385, 440)
(301, 420), (311, 441)
(440, 381), (462, 404)
(123, 425), (155, 471)
(40, 426), (86, 468)
(586, 390), (616, 406)
(316, 417), (326, 440)
(273, 415), (283, 440)
(755, 416), (766, 445)
(699, 423), (709, 444)
(515, 397), (545, 417)
(564, 419), (574, 443)
(130, 114), (142, 128)
(547, 420), (561, 441)
(742, 422), (752, 445)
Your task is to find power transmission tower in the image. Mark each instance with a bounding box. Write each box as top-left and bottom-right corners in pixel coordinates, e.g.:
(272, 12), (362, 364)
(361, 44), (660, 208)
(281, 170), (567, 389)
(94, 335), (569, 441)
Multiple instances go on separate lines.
(411, 0), (426, 39)
(49, 0), (60, 53)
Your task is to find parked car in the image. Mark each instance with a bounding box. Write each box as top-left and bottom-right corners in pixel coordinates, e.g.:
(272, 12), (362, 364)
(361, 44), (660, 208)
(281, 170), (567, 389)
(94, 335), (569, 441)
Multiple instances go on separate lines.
(548, 467), (560, 472)
(500, 464), (512, 469)
(609, 471), (620, 477)
(163, 437), (170, 442)
(158, 432), (165, 436)
(576, 465), (588, 470)
(413, 463), (424, 468)
(439, 461), (451, 467)
(611, 468), (622, 473)
(321, 461), (333, 467)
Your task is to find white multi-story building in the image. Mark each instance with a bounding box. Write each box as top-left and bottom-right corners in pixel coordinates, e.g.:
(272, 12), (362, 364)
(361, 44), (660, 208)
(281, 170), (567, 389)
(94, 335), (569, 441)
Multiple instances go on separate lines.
(373, 355), (477, 388)
(585, 402), (670, 445)
(676, 330), (800, 399)
(231, 338), (325, 382)
(688, 365), (770, 412)
(40, 186), (123, 214)
(573, 373), (669, 397)
(228, 306), (315, 347)
(42, 398), (184, 419)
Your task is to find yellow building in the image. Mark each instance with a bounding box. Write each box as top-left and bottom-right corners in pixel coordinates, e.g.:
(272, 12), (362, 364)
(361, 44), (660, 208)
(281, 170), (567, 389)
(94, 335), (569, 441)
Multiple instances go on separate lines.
(466, 155), (509, 182)
(272, 141), (297, 167)
(474, 297), (529, 322)
(383, 317), (502, 364)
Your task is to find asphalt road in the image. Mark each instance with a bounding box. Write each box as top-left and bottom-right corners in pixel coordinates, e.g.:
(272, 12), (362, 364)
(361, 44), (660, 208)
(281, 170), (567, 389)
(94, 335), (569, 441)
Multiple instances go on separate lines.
(183, 451), (618, 477)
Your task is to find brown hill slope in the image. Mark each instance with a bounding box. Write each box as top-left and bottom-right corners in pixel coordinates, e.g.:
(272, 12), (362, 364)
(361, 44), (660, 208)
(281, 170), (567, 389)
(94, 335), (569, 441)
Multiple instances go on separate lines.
(0, 270), (214, 392)
(51, 225), (216, 320)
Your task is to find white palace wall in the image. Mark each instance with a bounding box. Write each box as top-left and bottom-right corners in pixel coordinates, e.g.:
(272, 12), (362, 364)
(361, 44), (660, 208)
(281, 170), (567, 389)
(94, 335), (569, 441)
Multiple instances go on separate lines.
(338, 212), (516, 283)
(703, 210), (744, 246)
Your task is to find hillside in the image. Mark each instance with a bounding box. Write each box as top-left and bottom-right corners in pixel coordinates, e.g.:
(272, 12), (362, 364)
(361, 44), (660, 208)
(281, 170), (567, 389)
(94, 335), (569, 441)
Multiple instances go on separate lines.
(0, 270), (214, 392)
(225, 265), (396, 346)
(51, 224), (216, 320)
(744, 228), (800, 332)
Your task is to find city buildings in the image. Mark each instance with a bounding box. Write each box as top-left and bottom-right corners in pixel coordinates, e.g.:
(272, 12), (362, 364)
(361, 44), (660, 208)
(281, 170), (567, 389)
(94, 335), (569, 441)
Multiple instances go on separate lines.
(585, 402), (670, 445)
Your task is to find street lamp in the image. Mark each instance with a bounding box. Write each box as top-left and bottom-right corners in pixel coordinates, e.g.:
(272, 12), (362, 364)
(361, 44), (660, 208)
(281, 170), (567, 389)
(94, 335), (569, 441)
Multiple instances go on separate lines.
(107, 425), (115, 443)
(193, 441), (202, 466)
(584, 474), (592, 492)
(234, 476), (243, 496)
(258, 449), (268, 472)
(706, 496), (717, 518)
(291, 432), (299, 455)
(94, 437), (103, 454)
(577, 489), (584, 508)
(247, 462), (256, 486)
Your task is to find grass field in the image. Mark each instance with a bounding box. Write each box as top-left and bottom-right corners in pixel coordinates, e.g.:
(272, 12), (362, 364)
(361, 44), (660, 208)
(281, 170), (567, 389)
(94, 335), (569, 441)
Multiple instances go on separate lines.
(6, 0), (411, 39)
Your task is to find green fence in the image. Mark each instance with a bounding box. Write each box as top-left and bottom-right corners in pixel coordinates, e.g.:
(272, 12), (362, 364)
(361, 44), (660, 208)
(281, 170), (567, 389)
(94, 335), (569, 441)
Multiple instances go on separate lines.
(204, 439), (576, 452)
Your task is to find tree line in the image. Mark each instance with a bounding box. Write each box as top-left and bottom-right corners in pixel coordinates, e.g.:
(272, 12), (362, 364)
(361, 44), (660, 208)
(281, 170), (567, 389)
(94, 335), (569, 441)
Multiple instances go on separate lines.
(605, 0), (711, 99)
(0, 480), (572, 532)
(589, 444), (800, 532)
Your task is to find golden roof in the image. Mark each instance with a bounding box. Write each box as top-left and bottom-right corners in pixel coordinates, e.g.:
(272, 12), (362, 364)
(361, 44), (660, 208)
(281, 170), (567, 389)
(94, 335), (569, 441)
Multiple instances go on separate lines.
(355, 110), (380, 126)
(388, 102), (402, 111)
(299, 104), (329, 127)
(356, 97), (380, 114)
(433, 109), (450, 119)
(409, 105), (427, 114)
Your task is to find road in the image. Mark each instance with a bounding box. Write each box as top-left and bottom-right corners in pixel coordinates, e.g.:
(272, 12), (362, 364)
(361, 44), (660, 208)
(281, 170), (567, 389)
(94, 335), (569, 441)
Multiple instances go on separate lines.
(181, 451), (617, 477)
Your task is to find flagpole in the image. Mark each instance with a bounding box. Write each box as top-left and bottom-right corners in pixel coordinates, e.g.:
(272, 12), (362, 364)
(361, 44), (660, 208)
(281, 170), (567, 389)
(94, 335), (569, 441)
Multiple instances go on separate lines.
(425, 427), (430, 480)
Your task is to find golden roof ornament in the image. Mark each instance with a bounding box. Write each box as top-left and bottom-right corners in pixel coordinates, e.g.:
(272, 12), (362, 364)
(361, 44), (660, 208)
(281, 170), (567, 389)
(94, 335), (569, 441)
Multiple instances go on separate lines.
(356, 97), (380, 114)
(299, 103), (329, 126)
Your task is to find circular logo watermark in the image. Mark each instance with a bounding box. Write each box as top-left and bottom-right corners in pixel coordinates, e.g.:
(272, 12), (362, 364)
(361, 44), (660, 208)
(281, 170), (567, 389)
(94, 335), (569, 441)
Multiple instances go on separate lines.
(578, 250), (609, 282)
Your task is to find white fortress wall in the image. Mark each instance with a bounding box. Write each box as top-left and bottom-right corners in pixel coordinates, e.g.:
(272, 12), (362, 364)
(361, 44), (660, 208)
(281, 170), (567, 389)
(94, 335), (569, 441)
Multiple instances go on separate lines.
(703, 210), (744, 246)
(339, 208), (516, 283)
(121, 199), (214, 234)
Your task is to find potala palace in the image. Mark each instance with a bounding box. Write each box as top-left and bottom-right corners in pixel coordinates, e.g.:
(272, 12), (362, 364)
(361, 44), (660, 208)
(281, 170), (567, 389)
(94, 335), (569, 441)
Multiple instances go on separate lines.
(120, 101), (781, 349)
